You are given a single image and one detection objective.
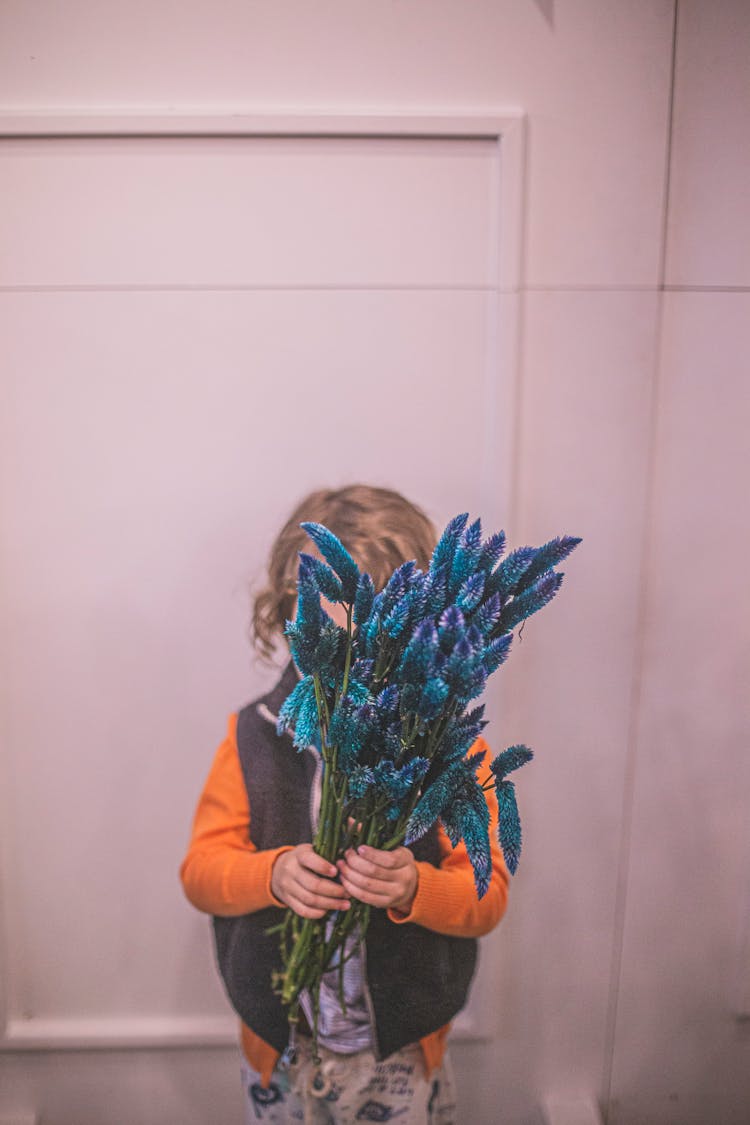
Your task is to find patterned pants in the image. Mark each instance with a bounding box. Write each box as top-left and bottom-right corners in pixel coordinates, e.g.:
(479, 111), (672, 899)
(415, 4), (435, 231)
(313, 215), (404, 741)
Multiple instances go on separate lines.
(240, 1037), (457, 1124)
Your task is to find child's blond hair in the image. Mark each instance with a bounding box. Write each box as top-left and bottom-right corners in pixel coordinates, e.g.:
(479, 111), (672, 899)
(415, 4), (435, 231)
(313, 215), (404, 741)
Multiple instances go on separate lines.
(252, 484), (437, 661)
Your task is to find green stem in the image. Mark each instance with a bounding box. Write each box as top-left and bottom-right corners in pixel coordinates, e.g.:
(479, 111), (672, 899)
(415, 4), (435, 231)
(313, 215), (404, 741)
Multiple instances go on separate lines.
(423, 703), (455, 761)
(312, 673), (330, 739)
(341, 605), (353, 698)
(328, 773), (348, 860)
(279, 602), (386, 1051)
(280, 916), (320, 1005)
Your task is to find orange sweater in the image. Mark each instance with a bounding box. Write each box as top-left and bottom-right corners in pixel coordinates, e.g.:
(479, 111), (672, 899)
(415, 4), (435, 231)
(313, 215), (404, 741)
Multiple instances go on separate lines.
(180, 714), (509, 1084)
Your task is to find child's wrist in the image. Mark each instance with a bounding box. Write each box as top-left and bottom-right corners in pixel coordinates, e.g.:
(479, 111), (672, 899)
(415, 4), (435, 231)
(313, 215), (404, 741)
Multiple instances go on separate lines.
(391, 866), (419, 916)
(268, 846), (295, 908)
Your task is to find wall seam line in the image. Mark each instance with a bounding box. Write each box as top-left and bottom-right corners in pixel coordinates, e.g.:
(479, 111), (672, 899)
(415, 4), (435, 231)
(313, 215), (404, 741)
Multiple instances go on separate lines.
(1, 283), (717, 296)
(600, 1), (680, 1119)
(11, 284), (740, 295)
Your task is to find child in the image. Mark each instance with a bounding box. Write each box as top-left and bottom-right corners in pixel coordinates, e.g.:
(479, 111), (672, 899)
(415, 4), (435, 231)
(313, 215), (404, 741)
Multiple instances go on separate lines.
(180, 484), (509, 1124)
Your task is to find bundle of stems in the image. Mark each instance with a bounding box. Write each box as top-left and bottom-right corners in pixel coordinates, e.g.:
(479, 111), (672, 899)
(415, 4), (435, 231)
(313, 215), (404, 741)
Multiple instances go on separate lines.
(270, 513), (581, 1058)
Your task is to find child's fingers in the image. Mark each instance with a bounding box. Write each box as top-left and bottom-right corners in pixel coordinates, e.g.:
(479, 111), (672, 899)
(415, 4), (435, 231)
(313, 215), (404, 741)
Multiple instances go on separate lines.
(294, 905), (326, 919)
(290, 884), (351, 914)
(286, 894), (337, 920)
(285, 870), (351, 916)
(338, 852), (398, 888)
(337, 851), (417, 912)
(296, 844), (338, 879)
(271, 846), (350, 918)
(349, 845), (411, 871)
(337, 855), (401, 891)
(337, 870), (393, 908)
(295, 866), (350, 904)
(297, 870), (348, 896)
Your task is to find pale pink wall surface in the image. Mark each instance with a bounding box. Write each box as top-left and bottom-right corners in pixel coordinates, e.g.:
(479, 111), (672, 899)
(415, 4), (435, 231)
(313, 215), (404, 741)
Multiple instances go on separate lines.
(1, 3), (748, 1124)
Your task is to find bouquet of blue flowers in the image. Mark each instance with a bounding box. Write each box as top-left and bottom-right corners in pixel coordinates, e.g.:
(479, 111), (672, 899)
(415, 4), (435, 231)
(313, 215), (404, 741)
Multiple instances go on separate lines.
(271, 512), (581, 1054)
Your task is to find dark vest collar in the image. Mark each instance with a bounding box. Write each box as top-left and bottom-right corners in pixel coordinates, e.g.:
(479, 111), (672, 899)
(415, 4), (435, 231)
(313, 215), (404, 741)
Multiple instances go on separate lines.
(260, 660), (300, 721)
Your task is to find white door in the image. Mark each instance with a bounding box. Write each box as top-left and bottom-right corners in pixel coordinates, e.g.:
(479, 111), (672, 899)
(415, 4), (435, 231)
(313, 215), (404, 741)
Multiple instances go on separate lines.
(0, 117), (523, 1124)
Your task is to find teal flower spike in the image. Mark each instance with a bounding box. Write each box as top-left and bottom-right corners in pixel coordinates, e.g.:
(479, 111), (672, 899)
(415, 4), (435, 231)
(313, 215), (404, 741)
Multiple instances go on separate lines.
(300, 521), (360, 603)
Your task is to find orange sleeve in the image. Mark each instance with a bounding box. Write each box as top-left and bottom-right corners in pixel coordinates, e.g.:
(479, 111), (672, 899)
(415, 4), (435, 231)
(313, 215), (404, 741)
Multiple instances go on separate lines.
(387, 736), (509, 938)
(179, 714), (293, 917)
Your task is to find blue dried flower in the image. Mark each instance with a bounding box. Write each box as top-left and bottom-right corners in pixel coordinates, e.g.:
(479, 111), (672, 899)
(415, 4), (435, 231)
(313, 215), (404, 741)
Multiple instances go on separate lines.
(285, 621), (319, 677)
(374, 758), (429, 802)
(382, 597), (410, 639)
(417, 676), (450, 722)
(438, 706), (488, 763)
(301, 522), (360, 603)
(437, 606), (465, 653)
(473, 593), (502, 635)
(456, 665), (487, 706)
(486, 546), (538, 600)
(380, 561), (417, 615)
(490, 744), (533, 780)
(430, 513), (468, 574)
(450, 518), (483, 592)
(443, 634), (477, 698)
(343, 678), (371, 709)
(328, 688), (374, 766)
(514, 535), (582, 594)
(327, 698), (354, 750)
(465, 623), (483, 654)
(353, 572), (375, 625)
(399, 619), (438, 685)
(423, 565), (448, 617)
(350, 657), (375, 684)
(455, 572), (486, 613)
(405, 750), (484, 844)
(477, 530), (506, 573)
(405, 764), (460, 843)
(295, 556), (325, 634)
(482, 632), (513, 674)
(496, 570), (564, 635)
(287, 562), (346, 677)
(277, 675), (321, 751)
(496, 779), (522, 875)
(440, 778), (491, 897)
(348, 766), (375, 799)
(298, 552), (344, 604)
(374, 684), (400, 717)
(312, 619), (345, 675)
(358, 597), (383, 659)
(404, 572), (427, 623)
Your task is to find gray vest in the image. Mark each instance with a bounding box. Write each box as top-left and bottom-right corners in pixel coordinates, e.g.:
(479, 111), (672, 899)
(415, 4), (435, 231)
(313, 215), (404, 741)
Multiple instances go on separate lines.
(213, 664), (478, 1059)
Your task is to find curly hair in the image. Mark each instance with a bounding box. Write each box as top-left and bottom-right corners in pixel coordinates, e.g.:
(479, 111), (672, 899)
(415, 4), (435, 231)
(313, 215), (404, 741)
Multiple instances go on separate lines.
(252, 484), (437, 662)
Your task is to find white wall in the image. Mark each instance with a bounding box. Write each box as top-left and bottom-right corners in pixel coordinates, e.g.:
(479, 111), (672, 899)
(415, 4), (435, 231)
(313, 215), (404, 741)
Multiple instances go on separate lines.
(1, 2), (748, 1123)
(606, 3), (750, 1121)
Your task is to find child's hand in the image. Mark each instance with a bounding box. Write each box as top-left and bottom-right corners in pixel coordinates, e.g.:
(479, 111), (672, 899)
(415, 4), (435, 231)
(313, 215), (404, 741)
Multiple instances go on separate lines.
(337, 845), (418, 915)
(271, 844), (351, 919)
